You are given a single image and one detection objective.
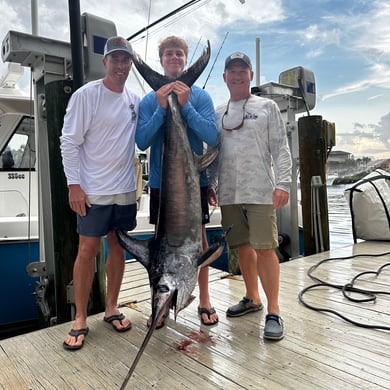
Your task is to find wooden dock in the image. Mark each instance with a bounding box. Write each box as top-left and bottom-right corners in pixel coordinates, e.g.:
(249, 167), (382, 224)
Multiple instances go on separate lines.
(1, 241), (389, 389)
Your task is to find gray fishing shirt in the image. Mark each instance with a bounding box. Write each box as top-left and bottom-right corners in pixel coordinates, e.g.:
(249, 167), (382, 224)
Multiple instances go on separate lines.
(208, 94), (292, 206)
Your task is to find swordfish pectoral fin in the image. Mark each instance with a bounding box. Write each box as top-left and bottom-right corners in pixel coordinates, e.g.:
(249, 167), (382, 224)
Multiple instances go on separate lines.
(197, 244), (225, 268)
(197, 225), (232, 268)
(198, 145), (219, 173)
(116, 230), (152, 271)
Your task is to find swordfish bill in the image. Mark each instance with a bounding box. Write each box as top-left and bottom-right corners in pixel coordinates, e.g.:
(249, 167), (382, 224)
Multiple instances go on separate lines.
(116, 41), (228, 388)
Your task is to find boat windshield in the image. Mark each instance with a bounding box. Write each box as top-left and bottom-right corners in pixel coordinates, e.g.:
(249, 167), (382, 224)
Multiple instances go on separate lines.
(0, 116), (35, 171)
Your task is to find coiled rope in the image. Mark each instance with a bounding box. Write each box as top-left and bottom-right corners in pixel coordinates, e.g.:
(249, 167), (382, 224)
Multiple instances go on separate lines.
(298, 251), (390, 331)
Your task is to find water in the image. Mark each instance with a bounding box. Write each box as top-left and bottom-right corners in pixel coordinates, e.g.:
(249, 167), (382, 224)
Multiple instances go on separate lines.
(327, 184), (353, 249)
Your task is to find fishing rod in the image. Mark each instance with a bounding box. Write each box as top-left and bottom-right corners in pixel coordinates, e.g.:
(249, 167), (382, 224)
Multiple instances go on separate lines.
(202, 31), (229, 89)
(127, 0), (204, 41)
(189, 36), (203, 66)
(127, 0), (245, 43)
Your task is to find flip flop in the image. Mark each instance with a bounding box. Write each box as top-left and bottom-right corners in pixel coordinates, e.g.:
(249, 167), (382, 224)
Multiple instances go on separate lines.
(103, 313), (132, 332)
(198, 307), (219, 326)
(63, 327), (89, 351)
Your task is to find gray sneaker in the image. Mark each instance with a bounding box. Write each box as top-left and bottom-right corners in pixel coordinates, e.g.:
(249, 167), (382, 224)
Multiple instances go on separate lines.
(226, 297), (263, 317)
(263, 313), (284, 340)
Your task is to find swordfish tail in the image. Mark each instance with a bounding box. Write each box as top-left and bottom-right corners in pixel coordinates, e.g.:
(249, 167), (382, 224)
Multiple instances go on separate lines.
(131, 40), (211, 91)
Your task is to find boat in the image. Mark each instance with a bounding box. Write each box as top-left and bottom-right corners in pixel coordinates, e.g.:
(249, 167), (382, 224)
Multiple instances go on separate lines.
(0, 63), (40, 337)
(326, 173), (338, 186)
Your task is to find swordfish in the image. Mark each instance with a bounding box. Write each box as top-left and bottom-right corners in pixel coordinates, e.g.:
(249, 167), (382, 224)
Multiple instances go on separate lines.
(116, 41), (228, 387)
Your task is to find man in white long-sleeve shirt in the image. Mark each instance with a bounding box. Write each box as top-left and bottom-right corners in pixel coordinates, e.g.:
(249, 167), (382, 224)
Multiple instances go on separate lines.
(60, 36), (139, 350)
(208, 52), (292, 340)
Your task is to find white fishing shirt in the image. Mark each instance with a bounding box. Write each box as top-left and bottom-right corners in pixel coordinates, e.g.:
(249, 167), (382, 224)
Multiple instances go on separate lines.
(209, 94), (292, 206)
(60, 79), (140, 196)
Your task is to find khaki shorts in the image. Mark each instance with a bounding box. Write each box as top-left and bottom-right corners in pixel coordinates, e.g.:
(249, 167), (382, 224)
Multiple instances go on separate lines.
(221, 204), (278, 250)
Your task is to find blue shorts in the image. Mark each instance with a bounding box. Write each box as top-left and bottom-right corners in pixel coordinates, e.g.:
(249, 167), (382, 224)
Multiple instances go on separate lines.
(77, 203), (137, 237)
(149, 187), (210, 225)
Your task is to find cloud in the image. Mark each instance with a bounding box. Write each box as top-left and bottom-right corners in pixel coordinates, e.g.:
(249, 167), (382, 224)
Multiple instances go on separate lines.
(0, 1), (25, 40)
(318, 0), (390, 100)
(319, 62), (390, 101)
(368, 93), (384, 100)
(301, 25), (341, 52)
(354, 1), (390, 62)
(337, 135), (389, 158)
(373, 112), (390, 146)
(0, 1), (286, 98)
(1, 0), (389, 159)
(337, 112), (390, 157)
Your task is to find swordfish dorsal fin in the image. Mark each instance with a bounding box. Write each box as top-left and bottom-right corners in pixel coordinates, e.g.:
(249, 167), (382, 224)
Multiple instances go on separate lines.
(131, 40), (211, 91)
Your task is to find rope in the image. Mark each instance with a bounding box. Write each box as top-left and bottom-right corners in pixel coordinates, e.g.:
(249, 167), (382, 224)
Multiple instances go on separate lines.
(298, 251), (390, 331)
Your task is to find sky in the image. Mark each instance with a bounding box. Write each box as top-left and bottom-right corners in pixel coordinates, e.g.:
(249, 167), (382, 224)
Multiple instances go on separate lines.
(0, 0), (389, 159)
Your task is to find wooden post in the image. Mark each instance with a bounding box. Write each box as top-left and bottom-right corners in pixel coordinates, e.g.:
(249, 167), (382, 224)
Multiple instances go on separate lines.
(298, 115), (330, 256)
(45, 79), (106, 323)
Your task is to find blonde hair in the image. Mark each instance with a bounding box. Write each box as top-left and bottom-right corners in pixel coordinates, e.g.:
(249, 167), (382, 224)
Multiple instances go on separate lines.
(158, 36), (189, 59)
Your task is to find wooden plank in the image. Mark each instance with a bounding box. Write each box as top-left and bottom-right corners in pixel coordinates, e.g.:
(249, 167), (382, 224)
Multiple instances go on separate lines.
(1, 241), (389, 390)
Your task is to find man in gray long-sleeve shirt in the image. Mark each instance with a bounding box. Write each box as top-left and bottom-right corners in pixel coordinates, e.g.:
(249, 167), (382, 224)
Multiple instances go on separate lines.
(208, 52), (292, 340)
